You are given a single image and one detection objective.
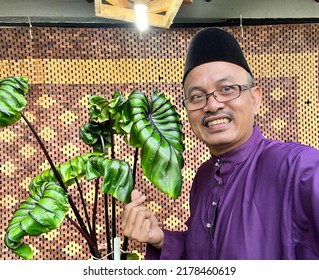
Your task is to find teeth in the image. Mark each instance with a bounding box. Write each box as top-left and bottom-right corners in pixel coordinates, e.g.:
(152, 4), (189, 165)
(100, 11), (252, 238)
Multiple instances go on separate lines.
(207, 118), (230, 126)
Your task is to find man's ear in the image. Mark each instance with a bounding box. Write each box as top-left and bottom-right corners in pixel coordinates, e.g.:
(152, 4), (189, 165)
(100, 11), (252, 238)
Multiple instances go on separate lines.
(251, 86), (262, 115)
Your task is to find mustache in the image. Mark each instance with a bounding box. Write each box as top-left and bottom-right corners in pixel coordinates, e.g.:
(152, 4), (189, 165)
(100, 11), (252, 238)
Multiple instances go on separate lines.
(201, 110), (234, 126)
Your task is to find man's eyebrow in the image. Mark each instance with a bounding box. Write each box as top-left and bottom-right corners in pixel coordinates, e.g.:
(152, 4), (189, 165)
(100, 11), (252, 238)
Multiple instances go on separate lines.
(185, 77), (234, 96)
(185, 85), (205, 97)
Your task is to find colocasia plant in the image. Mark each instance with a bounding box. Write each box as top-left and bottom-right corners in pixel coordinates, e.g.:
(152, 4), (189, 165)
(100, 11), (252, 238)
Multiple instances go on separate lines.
(0, 76), (184, 260)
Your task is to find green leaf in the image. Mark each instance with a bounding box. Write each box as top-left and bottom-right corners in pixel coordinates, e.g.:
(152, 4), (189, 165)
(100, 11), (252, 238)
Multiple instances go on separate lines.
(127, 253), (140, 260)
(79, 93), (128, 152)
(79, 121), (112, 152)
(0, 76), (28, 128)
(108, 91), (129, 134)
(85, 155), (133, 203)
(4, 182), (68, 260)
(124, 90), (184, 199)
(29, 152), (101, 191)
(89, 95), (110, 123)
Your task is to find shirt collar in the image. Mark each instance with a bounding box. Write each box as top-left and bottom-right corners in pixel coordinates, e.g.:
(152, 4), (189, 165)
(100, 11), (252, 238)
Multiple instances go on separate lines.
(211, 126), (265, 167)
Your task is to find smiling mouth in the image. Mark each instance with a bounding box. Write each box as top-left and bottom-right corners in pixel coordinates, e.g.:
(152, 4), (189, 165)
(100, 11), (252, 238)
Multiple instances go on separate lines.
(206, 118), (231, 128)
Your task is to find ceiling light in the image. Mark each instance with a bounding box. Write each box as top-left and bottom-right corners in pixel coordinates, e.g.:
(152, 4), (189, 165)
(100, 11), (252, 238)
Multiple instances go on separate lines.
(134, 2), (148, 32)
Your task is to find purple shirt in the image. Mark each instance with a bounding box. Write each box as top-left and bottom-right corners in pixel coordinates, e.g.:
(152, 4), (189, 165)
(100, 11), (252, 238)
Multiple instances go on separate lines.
(146, 126), (319, 259)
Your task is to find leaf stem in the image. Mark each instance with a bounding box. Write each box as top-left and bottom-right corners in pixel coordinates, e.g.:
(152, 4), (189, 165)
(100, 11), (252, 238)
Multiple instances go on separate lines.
(104, 194), (112, 259)
(121, 147), (139, 259)
(108, 113), (117, 259)
(91, 178), (100, 247)
(65, 215), (101, 259)
(75, 178), (93, 238)
(99, 134), (112, 259)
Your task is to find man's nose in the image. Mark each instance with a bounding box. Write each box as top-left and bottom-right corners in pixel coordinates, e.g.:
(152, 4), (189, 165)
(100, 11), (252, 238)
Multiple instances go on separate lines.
(203, 94), (226, 112)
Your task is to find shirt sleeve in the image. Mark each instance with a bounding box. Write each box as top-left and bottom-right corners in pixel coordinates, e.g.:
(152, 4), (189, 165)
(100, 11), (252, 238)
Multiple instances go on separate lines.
(292, 147), (319, 258)
(144, 229), (187, 260)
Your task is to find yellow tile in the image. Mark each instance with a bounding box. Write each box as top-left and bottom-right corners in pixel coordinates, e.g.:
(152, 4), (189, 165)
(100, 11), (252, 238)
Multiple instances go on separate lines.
(36, 94), (56, 109)
(67, 209), (76, 221)
(19, 177), (32, 191)
(146, 201), (162, 214)
(163, 214), (182, 229)
(59, 143), (80, 157)
(79, 95), (91, 107)
(62, 241), (82, 256)
(182, 167), (196, 181)
(184, 137), (197, 150)
(0, 160), (17, 176)
(270, 88), (287, 101)
(39, 161), (50, 172)
(258, 104), (269, 118)
(23, 111), (37, 123)
(58, 111), (78, 125)
(19, 143), (37, 159)
(182, 200), (189, 211)
(38, 127), (57, 141)
(0, 128), (17, 143)
(0, 194), (19, 208)
(85, 188), (102, 204)
(43, 229), (60, 241)
(271, 118), (287, 132)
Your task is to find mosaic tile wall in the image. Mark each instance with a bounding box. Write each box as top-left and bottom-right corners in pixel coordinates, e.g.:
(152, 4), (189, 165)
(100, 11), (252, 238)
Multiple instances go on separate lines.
(0, 24), (318, 260)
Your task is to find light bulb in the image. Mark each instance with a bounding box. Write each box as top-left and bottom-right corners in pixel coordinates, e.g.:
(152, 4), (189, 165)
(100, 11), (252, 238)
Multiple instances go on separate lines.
(134, 3), (148, 32)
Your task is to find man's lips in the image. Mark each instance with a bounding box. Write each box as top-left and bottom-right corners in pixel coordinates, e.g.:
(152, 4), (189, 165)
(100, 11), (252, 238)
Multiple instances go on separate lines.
(202, 115), (232, 128)
(206, 118), (231, 127)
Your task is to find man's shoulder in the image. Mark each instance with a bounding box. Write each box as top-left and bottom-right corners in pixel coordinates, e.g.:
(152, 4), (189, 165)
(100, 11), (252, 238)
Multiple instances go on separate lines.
(260, 138), (319, 161)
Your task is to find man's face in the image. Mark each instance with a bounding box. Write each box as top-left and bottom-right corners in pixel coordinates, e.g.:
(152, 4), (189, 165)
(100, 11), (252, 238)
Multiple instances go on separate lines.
(183, 61), (262, 156)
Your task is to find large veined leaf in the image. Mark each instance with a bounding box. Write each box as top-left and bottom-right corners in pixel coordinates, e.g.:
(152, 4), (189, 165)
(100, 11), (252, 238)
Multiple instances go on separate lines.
(30, 152), (132, 202)
(86, 155), (133, 203)
(4, 181), (68, 260)
(29, 152), (101, 191)
(124, 90), (184, 199)
(0, 76), (28, 128)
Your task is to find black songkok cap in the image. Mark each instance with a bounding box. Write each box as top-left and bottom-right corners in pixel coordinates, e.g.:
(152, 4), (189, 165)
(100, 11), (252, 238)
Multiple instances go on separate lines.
(183, 28), (253, 84)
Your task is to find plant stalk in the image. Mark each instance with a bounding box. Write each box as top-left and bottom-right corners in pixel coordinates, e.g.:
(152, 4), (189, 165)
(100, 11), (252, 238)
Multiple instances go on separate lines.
(98, 134), (112, 259)
(66, 215), (101, 259)
(75, 178), (93, 237)
(121, 147), (139, 259)
(108, 113), (117, 260)
(91, 177), (100, 247)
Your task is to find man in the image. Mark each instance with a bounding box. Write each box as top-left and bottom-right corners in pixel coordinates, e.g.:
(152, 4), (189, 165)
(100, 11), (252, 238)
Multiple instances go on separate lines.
(122, 27), (319, 259)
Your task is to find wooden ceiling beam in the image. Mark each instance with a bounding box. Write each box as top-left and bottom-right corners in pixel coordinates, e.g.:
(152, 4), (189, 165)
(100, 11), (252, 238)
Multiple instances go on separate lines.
(147, 0), (171, 14)
(105, 0), (132, 8)
(95, 0), (191, 28)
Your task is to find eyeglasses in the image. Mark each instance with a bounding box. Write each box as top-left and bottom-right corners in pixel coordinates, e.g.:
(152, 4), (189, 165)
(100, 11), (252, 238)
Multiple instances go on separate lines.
(182, 84), (254, 111)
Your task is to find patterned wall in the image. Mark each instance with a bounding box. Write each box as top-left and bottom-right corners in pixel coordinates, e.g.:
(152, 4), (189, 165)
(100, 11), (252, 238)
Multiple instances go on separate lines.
(0, 24), (318, 260)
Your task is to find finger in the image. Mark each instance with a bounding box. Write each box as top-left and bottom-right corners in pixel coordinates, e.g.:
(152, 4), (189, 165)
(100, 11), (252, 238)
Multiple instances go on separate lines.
(123, 190), (146, 222)
(131, 217), (152, 242)
(130, 189), (146, 205)
(122, 204), (149, 230)
(128, 209), (153, 240)
(133, 208), (152, 231)
(131, 189), (141, 201)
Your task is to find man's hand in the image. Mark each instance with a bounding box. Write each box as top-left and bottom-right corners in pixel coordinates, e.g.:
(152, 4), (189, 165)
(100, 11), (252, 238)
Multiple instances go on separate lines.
(122, 190), (164, 249)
